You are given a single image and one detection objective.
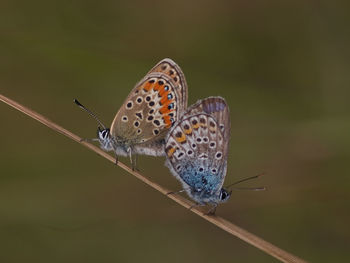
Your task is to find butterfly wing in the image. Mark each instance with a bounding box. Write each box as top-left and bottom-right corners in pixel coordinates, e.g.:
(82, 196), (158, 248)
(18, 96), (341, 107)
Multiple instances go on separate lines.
(146, 58), (188, 113)
(184, 96), (230, 142)
(110, 72), (183, 155)
(165, 113), (229, 198)
(183, 96), (231, 163)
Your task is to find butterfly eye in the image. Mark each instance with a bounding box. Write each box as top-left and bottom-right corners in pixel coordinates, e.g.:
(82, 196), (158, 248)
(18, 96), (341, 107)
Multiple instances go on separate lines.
(221, 190), (227, 200)
(99, 129), (109, 139)
(220, 189), (231, 201)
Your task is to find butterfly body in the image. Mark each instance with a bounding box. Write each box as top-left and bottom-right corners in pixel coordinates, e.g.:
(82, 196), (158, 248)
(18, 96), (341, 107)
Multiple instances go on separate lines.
(165, 97), (231, 206)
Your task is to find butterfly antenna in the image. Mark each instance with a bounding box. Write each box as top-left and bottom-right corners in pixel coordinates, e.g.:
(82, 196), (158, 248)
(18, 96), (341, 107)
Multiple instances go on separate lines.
(73, 99), (106, 129)
(225, 173), (265, 190)
(231, 187), (266, 191)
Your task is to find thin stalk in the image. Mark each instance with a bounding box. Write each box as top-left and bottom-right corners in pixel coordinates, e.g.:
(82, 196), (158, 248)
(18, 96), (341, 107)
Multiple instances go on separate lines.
(0, 93), (308, 263)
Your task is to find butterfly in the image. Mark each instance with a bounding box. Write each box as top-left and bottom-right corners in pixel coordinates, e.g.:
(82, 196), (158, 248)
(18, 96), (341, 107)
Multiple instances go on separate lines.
(164, 96), (231, 213)
(75, 58), (188, 170)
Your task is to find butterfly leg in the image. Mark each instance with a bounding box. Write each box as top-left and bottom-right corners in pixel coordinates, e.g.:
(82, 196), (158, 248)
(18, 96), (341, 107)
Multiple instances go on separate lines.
(132, 154), (139, 171)
(166, 189), (187, 196)
(189, 203), (206, 211)
(188, 191), (208, 212)
(114, 153), (119, 165)
(206, 204), (218, 215)
(80, 138), (99, 143)
(127, 147), (138, 171)
(127, 147), (133, 170)
(189, 203), (200, 210)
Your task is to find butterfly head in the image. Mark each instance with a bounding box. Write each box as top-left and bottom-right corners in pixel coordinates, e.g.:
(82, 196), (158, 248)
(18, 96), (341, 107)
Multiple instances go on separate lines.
(74, 99), (116, 151)
(97, 126), (115, 151)
(219, 188), (232, 203)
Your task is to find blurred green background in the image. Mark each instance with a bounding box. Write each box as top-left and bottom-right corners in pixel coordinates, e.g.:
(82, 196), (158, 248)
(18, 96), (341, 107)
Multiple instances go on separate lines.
(1, 1), (349, 262)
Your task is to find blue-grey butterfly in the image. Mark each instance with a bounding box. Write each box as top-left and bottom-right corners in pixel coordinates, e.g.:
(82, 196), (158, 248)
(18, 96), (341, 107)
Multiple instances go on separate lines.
(75, 58), (188, 170)
(164, 96), (231, 212)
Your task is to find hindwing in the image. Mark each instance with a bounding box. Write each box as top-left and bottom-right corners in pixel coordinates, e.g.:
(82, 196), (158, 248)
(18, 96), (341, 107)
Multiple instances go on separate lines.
(165, 97), (230, 194)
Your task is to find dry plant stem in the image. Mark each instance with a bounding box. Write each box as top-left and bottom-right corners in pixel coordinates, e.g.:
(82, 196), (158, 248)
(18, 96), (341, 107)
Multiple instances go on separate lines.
(0, 93), (308, 263)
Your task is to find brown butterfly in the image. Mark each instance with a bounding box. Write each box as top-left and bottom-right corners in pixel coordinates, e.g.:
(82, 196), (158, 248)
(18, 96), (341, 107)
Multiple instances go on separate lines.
(75, 58), (188, 170)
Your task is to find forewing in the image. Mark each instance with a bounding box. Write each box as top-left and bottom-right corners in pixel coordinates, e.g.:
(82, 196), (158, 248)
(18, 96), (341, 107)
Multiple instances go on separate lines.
(165, 113), (228, 193)
(111, 73), (181, 147)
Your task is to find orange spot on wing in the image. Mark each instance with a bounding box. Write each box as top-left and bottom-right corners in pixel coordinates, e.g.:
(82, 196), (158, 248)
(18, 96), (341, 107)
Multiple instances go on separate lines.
(160, 92), (170, 105)
(160, 107), (174, 115)
(159, 100), (173, 115)
(153, 82), (163, 92)
(184, 127), (192, 135)
(143, 81), (153, 92)
(192, 123), (200, 129)
(163, 115), (172, 128)
(166, 147), (176, 157)
(159, 86), (167, 96)
(176, 133), (187, 143)
(209, 126), (216, 132)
